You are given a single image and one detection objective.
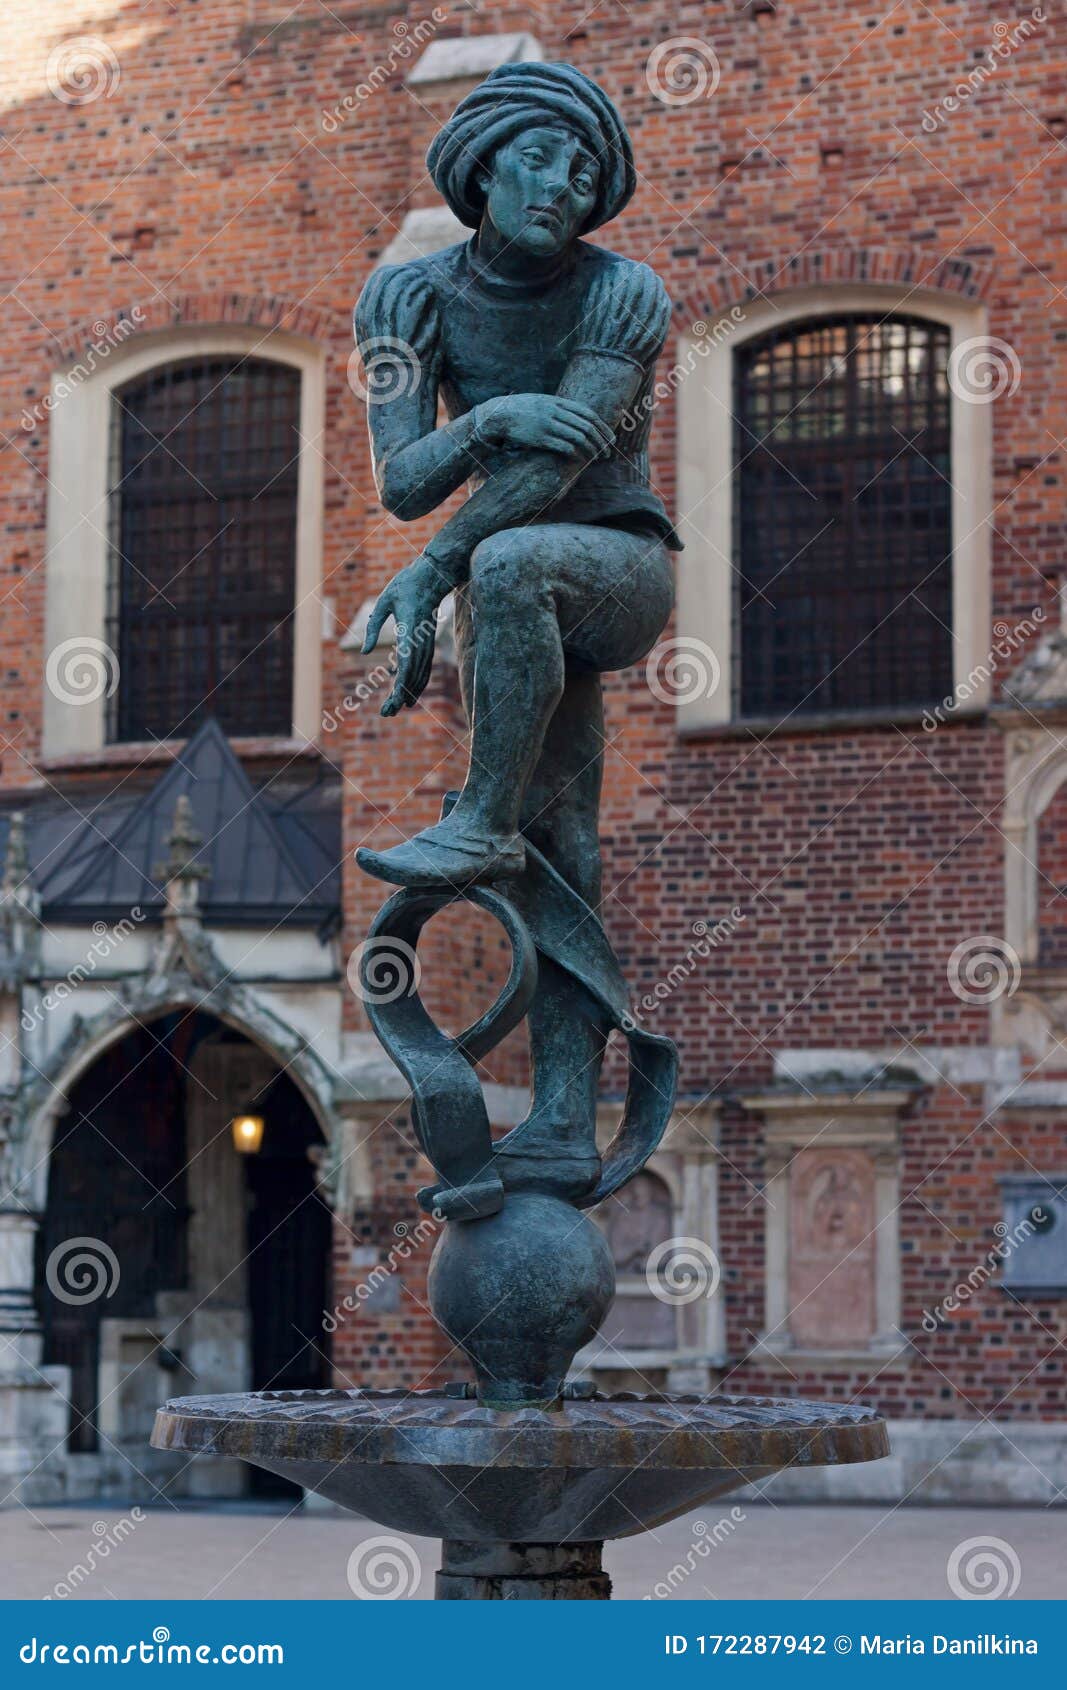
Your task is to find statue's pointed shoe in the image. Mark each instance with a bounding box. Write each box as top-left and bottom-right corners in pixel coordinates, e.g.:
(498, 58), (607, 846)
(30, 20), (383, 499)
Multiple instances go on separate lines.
(356, 817), (525, 889)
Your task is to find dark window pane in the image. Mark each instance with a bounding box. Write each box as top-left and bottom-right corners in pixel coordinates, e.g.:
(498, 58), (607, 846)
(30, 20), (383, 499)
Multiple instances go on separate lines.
(734, 314), (953, 718)
(107, 357), (301, 742)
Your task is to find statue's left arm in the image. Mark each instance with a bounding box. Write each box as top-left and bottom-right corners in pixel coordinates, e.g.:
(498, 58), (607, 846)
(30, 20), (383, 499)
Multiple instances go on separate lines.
(364, 261), (672, 711)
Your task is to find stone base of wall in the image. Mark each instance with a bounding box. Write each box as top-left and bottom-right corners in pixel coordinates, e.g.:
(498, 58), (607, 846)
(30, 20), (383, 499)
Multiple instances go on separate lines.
(744, 1419), (1067, 1506)
(0, 1368), (72, 1507)
(0, 1361), (216, 1508)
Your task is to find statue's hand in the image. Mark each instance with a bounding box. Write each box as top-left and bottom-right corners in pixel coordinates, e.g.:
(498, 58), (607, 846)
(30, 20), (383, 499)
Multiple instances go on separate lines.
(363, 556), (447, 715)
(474, 394), (614, 458)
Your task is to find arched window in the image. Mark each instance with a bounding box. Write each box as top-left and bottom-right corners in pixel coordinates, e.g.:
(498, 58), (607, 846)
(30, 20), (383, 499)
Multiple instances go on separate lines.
(734, 314), (952, 718)
(106, 356), (302, 742)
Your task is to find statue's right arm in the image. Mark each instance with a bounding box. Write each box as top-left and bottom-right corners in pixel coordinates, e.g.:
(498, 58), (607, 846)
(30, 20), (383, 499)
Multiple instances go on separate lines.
(354, 265), (482, 521)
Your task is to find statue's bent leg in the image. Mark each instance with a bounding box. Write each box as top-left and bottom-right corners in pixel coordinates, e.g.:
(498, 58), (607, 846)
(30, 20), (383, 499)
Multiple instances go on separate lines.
(358, 523), (672, 889)
(460, 523), (673, 836)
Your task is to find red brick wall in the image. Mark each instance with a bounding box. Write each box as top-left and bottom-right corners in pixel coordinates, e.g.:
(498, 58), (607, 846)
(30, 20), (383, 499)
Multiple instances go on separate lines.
(4, 0), (1065, 1415)
(329, 1109), (456, 1391)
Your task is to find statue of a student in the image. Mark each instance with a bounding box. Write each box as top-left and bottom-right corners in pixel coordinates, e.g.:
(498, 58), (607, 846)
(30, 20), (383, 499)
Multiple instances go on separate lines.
(354, 63), (680, 1202)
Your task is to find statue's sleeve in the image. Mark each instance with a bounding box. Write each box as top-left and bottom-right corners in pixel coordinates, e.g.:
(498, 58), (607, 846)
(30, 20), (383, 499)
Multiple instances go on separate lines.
(352, 265), (442, 473)
(354, 265), (473, 519)
(570, 260), (672, 373)
(352, 263), (442, 391)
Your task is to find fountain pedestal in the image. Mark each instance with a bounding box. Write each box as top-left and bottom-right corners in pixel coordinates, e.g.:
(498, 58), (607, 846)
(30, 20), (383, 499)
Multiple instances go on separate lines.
(436, 1541), (611, 1601)
(151, 1385), (889, 1599)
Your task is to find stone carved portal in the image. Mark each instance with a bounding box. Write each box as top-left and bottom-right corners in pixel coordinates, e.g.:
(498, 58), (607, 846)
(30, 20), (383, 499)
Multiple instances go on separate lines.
(37, 1012), (331, 1497)
(788, 1148), (877, 1349)
(1037, 777), (1067, 966)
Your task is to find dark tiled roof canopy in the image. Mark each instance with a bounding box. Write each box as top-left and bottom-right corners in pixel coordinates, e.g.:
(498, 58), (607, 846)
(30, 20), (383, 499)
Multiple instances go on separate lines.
(1, 721), (341, 932)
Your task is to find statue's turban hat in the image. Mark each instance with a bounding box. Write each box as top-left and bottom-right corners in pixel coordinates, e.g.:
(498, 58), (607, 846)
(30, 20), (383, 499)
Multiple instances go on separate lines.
(426, 61), (636, 233)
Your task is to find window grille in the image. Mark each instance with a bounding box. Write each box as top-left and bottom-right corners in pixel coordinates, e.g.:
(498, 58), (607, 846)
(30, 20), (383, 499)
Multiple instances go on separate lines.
(734, 314), (952, 718)
(107, 356), (301, 741)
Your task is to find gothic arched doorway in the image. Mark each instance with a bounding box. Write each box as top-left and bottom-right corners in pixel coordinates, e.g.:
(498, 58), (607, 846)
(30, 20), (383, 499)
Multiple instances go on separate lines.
(36, 1010), (332, 1498)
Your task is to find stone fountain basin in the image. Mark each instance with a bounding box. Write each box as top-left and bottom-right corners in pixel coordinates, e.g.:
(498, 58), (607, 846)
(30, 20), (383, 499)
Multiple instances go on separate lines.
(152, 1388), (889, 1543)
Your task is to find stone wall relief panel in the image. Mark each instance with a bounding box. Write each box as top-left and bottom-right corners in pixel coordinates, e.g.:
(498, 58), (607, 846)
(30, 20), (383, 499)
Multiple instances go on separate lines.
(599, 1171), (678, 1352)
(579, 1103), (724, 1392)
(788, 1147), (877, 1349)
(749, 1090), (909, 1366)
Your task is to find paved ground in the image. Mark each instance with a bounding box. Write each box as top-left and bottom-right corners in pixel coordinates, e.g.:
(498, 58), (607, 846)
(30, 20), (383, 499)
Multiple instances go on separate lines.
(2, 1502), (1062, 1601)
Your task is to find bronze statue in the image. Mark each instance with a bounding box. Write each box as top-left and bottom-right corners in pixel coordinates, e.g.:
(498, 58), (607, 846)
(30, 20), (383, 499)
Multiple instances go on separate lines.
(354, 63), (680, 1246)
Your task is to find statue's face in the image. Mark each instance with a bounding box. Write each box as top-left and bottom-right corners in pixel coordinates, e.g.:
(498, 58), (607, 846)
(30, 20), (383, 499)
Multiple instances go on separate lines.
(479, 125), (600, 255)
